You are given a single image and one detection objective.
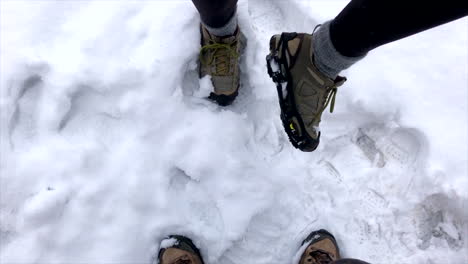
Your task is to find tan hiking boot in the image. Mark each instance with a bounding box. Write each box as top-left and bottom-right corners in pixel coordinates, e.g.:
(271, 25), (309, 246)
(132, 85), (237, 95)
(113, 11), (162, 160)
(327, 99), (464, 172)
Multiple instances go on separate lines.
(266, 32), (346, 151)
(158, 235), (204, 264)
(298, 229), (341, 264)
(199, 25), (243, 106)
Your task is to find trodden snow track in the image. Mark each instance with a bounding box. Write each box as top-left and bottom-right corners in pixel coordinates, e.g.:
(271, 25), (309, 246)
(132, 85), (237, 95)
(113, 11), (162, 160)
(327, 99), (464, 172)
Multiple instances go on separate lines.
(1, 1), (467, 263)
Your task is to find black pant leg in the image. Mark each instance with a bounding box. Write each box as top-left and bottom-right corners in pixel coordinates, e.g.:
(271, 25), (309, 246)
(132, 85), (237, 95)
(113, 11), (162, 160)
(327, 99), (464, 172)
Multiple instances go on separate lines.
(191, 0), (238, 28)
(330, 0), (468, 57)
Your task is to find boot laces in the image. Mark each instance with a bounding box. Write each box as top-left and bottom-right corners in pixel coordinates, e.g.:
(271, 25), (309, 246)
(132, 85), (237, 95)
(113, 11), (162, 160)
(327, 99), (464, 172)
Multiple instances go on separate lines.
(303, 85), (338, 127)
(200, 42), (239, 76)
(306, 24), (345, 126)
(308, 75), (346, 126)
(320, 86), (338, 115)
(308, 250), (334, 264)
(172, 255), (192, 264)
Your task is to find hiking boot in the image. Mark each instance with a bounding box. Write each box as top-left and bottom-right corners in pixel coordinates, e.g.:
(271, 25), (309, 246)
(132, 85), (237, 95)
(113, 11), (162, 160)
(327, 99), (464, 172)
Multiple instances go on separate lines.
(158, 235), (204, 264)
(266, 31), (346, 151)
(298, 229), (341, 264)
(199, 25), (243, 106)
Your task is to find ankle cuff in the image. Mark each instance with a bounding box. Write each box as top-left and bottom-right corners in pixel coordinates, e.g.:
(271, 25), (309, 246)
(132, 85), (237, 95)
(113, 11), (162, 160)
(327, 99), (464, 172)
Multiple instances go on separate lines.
(202, 12), (238, 37)
(312, 21), (366, 79)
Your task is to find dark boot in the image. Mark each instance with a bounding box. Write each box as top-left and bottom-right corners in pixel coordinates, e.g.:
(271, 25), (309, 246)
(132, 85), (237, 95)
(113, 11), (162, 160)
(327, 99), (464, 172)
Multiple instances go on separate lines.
(158, 235), (204, 264)
(298, 229), (340, 264)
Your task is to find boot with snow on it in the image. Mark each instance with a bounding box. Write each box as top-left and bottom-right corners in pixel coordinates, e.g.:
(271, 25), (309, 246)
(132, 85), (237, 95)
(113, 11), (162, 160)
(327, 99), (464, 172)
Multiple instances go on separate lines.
(266, 31), (346, 152)
(298, 229), (340, 264)
(199, 24), (244, 106)
(158, 235), (204, 264)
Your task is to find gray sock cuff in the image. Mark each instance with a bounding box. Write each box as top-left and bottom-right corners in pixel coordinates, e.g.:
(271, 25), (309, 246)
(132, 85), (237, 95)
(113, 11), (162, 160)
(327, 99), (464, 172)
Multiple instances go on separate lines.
(202, 12), (238, 37)
(313, 21), (366, 79)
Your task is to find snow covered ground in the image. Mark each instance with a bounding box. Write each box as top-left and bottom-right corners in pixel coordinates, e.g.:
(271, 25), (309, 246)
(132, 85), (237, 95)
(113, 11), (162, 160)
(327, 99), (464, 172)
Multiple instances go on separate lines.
(1, 1), (467, 263)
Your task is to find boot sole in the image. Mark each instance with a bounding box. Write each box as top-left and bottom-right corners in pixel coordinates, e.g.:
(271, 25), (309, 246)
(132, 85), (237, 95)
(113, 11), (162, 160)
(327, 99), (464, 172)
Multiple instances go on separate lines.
(208, 89), (239, 106)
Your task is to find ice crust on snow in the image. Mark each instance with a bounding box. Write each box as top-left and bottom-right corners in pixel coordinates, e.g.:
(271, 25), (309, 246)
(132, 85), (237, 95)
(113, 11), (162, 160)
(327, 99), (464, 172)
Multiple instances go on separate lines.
(1, 0), (467, 264)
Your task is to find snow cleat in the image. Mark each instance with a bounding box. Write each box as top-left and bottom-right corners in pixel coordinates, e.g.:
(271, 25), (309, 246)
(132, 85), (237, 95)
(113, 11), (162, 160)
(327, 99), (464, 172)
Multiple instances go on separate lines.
(298, 229), (341, 264)
(158, 235), (204, 264)
(266, 32), (346, 151)
(199, 25), (244, 106)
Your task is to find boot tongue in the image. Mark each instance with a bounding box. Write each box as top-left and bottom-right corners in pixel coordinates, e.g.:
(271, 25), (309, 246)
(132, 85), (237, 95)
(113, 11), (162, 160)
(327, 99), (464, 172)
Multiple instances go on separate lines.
(202, 26), (235, 44)
(216, 34), (236, 45)
(210, 27), (238, 44)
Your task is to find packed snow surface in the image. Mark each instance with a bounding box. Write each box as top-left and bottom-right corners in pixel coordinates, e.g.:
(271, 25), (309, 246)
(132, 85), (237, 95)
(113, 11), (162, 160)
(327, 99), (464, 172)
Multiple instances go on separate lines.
(1, 1), (467, 263)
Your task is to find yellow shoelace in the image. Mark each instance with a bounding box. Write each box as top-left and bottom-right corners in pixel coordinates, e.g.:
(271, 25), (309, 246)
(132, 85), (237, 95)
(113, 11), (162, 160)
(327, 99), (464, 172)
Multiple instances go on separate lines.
(200, 43), (239, 76)
(324, 87), (338, 113)
(313, 86), (338, 122)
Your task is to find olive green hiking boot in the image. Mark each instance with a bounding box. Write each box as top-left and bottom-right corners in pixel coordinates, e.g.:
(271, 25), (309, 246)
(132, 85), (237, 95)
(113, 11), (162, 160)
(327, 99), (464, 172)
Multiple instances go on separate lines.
(298, 229), (341, 264)
(158, 235), (204, 264)
(199, 25), (243, 106)
(266, 32), (346, 151)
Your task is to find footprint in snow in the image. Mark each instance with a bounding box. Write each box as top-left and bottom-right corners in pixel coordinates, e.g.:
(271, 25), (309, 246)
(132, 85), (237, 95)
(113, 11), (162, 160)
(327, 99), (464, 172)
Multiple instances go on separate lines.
(351, 123), (429, 173)
(8, 65), (47, 148)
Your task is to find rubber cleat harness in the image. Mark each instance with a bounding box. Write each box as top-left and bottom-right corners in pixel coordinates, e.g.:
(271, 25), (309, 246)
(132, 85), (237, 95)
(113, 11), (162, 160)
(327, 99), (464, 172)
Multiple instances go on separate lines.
(266, 33), (318, 151)
(266, 32), (346, 152)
